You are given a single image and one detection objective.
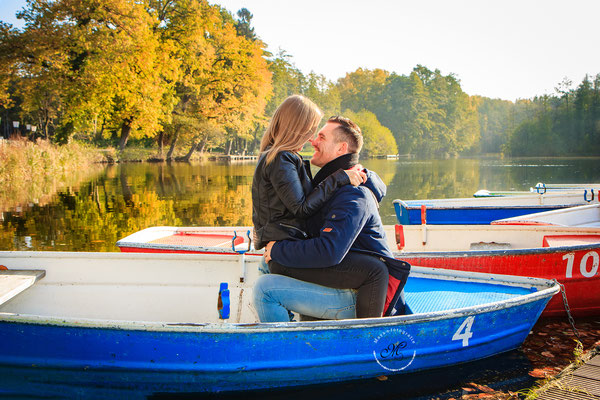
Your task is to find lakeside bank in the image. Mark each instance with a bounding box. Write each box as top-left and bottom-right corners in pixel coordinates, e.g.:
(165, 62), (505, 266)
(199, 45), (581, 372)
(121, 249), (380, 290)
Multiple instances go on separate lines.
(0, 139), (105, 212)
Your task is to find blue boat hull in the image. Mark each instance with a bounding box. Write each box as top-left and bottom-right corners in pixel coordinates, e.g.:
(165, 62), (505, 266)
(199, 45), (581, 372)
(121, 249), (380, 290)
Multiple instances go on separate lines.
(0, 278), (553, 395)
(394, 202), (567, 225)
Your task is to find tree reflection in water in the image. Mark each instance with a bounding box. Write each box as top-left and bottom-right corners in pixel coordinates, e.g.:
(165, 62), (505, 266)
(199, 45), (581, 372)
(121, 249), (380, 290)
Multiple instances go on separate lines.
(1, 157), (599, 251)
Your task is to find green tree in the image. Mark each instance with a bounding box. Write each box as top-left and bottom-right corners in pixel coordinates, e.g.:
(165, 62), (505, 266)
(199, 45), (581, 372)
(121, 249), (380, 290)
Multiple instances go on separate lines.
(343, 109), (397, 157)
(265, 50), (306, 116)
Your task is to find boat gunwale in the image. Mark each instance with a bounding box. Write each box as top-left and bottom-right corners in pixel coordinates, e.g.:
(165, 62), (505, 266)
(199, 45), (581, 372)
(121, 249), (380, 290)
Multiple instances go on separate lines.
(116, 241), (261, 255)
(395, 240), (600, 258)
(394, 202), (582, 211)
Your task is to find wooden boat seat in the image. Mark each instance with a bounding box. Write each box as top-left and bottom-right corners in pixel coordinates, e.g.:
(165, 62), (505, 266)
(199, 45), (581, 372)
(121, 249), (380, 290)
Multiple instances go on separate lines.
(542, 235), (600, 248)
(0, 269), (46, 307)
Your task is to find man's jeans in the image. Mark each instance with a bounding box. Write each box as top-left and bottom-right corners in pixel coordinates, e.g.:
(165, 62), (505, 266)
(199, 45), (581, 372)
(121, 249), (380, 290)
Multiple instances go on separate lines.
(268, 251), (388, 318)
(253, 273), (357, 322)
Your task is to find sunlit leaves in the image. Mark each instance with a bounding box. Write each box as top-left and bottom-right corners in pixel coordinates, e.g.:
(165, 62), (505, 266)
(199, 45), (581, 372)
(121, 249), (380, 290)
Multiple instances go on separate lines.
(342, 109), (397, 157)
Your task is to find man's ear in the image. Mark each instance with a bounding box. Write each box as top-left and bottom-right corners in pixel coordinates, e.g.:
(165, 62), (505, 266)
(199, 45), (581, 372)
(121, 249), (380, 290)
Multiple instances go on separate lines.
(337, 141), (348, 154)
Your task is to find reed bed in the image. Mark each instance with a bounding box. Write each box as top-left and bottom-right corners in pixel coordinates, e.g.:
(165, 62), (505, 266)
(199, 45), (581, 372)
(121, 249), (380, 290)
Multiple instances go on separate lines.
(0, 139), (105, 212)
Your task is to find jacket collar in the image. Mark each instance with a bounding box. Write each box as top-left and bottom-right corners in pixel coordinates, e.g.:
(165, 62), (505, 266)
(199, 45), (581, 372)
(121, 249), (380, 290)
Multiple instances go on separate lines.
(312, 153), (359, 186)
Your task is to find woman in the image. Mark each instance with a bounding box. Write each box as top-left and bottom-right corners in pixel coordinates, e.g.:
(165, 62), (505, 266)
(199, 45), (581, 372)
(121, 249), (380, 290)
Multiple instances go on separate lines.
(251, 95), (388, 319)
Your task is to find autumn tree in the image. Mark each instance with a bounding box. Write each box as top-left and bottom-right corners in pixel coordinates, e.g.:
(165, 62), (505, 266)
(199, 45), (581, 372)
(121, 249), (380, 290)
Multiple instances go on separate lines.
(9, 0), (176, 146)
(155, 0), (271, 159)
(0, 23), (16, 109)
(337, 68), (389, 115)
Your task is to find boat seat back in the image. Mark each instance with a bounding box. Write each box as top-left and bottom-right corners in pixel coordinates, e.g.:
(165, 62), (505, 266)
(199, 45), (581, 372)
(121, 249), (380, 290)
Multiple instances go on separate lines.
(0, 269), (45, 306)
(542, 235), (600, 248)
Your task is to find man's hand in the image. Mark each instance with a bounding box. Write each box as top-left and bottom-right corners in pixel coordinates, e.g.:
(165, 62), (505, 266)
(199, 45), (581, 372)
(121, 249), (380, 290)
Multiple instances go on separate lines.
(264, 241), (276, 263)
(344, 164), (367, 186)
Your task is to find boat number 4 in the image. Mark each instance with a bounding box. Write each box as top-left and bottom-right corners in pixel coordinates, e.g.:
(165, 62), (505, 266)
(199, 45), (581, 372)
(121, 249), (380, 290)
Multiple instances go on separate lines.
(563, 251), (599, 278)
(452, 316), (475, 347)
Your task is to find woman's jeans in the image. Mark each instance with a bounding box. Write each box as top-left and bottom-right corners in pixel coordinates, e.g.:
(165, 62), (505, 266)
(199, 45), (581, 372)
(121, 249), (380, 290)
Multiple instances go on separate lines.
(253, 274), (357, 322)
(267, 251), (389, 319)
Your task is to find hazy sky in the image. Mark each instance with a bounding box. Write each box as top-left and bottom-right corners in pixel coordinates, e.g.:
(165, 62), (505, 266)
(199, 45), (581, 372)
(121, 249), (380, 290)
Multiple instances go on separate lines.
(2, 0), (599, 101)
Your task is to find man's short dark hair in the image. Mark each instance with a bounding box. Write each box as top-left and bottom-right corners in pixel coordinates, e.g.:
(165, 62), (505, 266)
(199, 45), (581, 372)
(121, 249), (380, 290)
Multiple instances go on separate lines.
(328, 116), (363, 153)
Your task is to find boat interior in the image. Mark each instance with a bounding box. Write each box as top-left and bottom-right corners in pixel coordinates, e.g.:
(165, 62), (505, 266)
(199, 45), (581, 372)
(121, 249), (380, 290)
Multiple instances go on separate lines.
(0, 252), (545, 327)
(397, 224), (600, 252)
(492, 204), (600, 228)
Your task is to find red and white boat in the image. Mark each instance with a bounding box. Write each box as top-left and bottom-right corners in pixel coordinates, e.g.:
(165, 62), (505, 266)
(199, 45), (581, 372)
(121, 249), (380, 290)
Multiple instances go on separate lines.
(393, 223), (600, 316)
(117, 226), (260, 255)
(118, 224), (600, 317)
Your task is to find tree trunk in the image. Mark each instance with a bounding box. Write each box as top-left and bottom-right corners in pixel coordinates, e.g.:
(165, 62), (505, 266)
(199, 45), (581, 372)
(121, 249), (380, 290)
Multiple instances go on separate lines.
(181, 142), (199, 162)
(42, 112), (50, 140)
(198, 136), (208, 153)
(166, 131), (178, 161)
(94, 118), (105, 142)
(120, 168), (133, 206)
(118, 120), (132, 150)
(157, 131), (164, 156)
(226, 138), (233, 155)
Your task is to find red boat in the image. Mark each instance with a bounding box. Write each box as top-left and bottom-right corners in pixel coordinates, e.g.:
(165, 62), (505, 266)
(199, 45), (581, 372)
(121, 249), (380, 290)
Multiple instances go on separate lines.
(393, 223), (600, 316)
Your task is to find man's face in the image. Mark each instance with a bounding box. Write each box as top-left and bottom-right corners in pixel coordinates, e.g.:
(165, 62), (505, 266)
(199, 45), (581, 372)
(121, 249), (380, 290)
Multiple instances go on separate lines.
(310, 122), (346, 167)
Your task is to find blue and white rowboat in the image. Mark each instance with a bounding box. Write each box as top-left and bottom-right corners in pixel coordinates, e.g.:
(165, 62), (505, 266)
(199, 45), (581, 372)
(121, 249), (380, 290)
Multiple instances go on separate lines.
(0, 251), (557, 396)
(395, 189), (599, 225)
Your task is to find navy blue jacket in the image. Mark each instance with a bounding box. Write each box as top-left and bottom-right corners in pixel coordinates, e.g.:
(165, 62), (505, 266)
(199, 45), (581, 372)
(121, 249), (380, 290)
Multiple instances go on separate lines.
(270, 170), (411, 316)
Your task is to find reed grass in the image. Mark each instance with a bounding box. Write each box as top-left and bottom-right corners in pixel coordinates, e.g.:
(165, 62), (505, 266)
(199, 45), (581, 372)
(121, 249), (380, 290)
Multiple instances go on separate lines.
(0, 138), (105, 212)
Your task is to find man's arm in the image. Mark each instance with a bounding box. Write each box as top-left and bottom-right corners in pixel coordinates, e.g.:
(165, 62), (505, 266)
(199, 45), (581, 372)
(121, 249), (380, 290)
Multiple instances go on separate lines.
(269, 188), (370, 268)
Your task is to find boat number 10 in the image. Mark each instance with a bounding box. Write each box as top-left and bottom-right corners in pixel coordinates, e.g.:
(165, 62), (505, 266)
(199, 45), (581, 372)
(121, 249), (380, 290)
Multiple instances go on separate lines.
(563, 251), (600, 278)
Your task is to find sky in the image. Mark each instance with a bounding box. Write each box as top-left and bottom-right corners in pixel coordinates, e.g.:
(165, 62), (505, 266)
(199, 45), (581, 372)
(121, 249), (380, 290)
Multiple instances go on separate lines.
(1, 0), (599, 101)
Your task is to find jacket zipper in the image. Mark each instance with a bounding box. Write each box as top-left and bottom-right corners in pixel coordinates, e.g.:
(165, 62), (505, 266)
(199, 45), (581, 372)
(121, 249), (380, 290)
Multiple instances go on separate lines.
(279, 223), (308, 238)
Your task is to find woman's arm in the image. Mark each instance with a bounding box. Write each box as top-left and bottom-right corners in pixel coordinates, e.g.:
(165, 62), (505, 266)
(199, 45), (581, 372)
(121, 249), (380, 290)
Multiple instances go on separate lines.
(270, 152), (357, 218)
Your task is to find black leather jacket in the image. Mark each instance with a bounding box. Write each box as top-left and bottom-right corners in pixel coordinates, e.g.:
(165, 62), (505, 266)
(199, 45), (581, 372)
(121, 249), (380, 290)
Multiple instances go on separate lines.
(252, 150), (350, 250)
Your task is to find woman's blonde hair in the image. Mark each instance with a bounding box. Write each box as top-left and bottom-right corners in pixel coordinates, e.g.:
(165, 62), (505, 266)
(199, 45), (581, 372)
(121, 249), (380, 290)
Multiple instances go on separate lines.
(260, 95), (323, 164)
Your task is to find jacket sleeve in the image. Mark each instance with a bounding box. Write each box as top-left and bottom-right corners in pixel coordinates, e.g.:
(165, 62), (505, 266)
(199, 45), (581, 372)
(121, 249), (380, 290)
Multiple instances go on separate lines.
(270, 152), (350, 218)
(270, 189), (369, 268)
(366, 169), (386, 201)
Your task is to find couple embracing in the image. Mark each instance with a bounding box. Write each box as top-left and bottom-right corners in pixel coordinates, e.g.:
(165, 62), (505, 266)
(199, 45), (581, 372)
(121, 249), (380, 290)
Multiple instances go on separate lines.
(251, 95), (410, 322)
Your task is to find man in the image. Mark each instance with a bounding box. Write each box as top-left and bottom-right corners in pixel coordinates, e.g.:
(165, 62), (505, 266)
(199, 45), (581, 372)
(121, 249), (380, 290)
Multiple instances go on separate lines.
(253, 116), (410, 322)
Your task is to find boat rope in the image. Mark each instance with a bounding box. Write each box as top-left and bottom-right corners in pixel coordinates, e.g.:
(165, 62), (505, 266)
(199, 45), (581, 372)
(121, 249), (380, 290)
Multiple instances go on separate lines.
(555, 280), (581, 340)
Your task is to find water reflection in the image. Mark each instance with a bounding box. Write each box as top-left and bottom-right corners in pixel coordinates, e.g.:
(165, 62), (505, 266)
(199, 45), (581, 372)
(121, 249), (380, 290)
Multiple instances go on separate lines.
(1, 157), (599, 251)
(0, 348), (533, 399)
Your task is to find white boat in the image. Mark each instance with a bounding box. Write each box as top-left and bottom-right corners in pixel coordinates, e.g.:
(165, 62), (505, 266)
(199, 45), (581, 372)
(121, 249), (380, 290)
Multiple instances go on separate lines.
(474, 183), (600, 197)
(492, 204), (600, 227)
(395, 190), (599, 225)
(531, 182), (600, 192)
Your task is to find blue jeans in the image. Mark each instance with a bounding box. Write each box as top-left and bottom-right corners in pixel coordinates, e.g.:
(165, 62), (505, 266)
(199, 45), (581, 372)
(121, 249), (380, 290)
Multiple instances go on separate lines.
(268, 251), (389, 318)
(253, 274), (357, 322)
(258, 257), (270, 275)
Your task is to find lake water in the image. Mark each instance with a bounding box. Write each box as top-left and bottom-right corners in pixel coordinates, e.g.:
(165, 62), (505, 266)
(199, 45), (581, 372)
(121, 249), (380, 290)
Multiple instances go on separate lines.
(1, 157), (600, 252)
